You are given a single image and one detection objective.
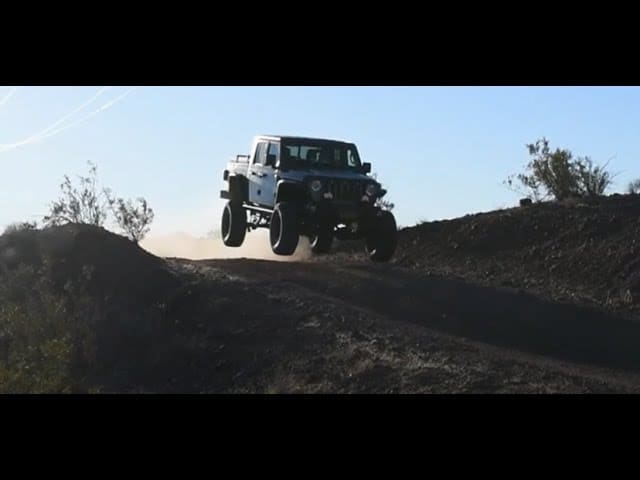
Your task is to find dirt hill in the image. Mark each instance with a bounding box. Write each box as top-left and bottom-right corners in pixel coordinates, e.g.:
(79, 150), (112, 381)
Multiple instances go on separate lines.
(3, 194), (640, 393)
(0, 223), (179, 300)
(393, 193), (640, 317)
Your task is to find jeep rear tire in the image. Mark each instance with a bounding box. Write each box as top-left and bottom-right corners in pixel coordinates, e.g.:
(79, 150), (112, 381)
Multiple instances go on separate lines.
(270, 202), (299, 255)
(365, 210), (397, 262)
(221, 201), (247, 247)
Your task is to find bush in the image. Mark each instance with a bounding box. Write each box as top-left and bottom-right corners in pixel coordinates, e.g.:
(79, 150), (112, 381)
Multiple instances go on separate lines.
(370, 172), (394, 211)
(377, 198), (395, 211)
(42, 161), (154, 243)
(0, 252), (179, 393)
(111, 198), (155, 244)
(575, 157), (614, 197)
(627, 179), (640, 195)
(0, 263), (97, 393)
(43, 162), (113, 228)
(506, 138), (615, 201)
(3, 221), (37, 235)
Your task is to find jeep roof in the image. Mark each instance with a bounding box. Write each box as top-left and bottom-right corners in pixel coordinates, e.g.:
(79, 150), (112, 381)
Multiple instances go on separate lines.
(256, 135), (355, 144)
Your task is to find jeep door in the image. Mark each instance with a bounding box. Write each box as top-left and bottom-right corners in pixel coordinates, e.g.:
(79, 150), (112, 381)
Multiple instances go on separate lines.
(248, 141), (278, 207)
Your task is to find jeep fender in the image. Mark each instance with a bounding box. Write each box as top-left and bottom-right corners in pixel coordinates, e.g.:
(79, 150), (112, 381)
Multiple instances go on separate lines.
(275, 180), (306, 205)
(227, 174), (248, 203)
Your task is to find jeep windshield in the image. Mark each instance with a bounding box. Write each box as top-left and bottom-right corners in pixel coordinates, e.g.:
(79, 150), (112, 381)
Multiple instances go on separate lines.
(281, 141), (362, 171)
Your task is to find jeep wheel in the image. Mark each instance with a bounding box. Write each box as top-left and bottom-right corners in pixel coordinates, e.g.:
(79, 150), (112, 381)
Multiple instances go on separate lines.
(309, 225), (333, 254)
(221, 201), (247, 247)
(365, 210), (397, 262)
(270, 202), (299, 255)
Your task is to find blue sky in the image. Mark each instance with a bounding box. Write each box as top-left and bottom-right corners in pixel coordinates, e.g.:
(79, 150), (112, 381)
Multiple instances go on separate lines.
(2, 86), (640, 236)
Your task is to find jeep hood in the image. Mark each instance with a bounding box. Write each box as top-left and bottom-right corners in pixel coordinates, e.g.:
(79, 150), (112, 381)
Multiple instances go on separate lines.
(282, 168), (373, 182)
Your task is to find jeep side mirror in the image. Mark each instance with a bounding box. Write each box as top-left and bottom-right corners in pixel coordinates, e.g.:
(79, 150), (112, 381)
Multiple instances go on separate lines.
(266, 153), (277, 167)
(362, 162), (371, 174)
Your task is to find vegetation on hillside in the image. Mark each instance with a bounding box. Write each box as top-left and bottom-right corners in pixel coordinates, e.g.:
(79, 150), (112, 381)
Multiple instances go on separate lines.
(628, 179), (640, 195)
(43, 161), (154, 243)
(506, 137), (616, 202)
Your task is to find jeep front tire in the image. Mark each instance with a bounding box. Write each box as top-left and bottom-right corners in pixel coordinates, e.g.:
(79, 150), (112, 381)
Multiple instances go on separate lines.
(270, 202), (299, 255)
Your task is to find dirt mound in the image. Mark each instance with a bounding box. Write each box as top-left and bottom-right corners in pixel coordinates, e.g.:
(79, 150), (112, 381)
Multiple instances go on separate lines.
(0, 224), (179, 301)
(0, 225), (316, 393)
(0, 224), (188, 392)
(394, 193), (640, 315)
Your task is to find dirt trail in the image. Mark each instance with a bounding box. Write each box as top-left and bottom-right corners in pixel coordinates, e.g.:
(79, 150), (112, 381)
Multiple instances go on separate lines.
(170, 257), (640, 393)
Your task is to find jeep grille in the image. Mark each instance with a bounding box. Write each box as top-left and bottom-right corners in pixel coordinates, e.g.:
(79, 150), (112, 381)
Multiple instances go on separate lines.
(327, 180), (366, 202)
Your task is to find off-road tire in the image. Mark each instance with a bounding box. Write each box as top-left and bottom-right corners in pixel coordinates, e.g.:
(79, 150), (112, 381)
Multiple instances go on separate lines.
(270, 202), (299, 255)
(365, 210), (397, 262)
(221, 201), (247, 247)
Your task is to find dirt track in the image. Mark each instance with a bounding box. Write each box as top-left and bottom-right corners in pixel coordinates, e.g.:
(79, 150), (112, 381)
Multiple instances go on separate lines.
(169, 257), (640, 393)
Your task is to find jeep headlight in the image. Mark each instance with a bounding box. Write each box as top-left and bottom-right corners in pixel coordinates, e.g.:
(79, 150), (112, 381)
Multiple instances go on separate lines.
(365, 183), (378, 197)
(310, 179), (323, 192)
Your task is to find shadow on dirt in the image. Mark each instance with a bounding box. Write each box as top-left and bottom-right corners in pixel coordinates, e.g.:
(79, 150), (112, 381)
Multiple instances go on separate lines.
(206, 259), (640, 372)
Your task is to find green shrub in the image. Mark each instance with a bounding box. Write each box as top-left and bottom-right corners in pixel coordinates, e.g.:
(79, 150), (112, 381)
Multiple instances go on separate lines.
(43, 161), (154, 243)
(0, 263), (96, 393)
(111, 197), (154, 244)
(506, 137), (615, 201)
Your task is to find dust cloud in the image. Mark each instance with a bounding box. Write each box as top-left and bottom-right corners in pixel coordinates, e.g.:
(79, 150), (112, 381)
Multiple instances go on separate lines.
(140, 230), (312, 262)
